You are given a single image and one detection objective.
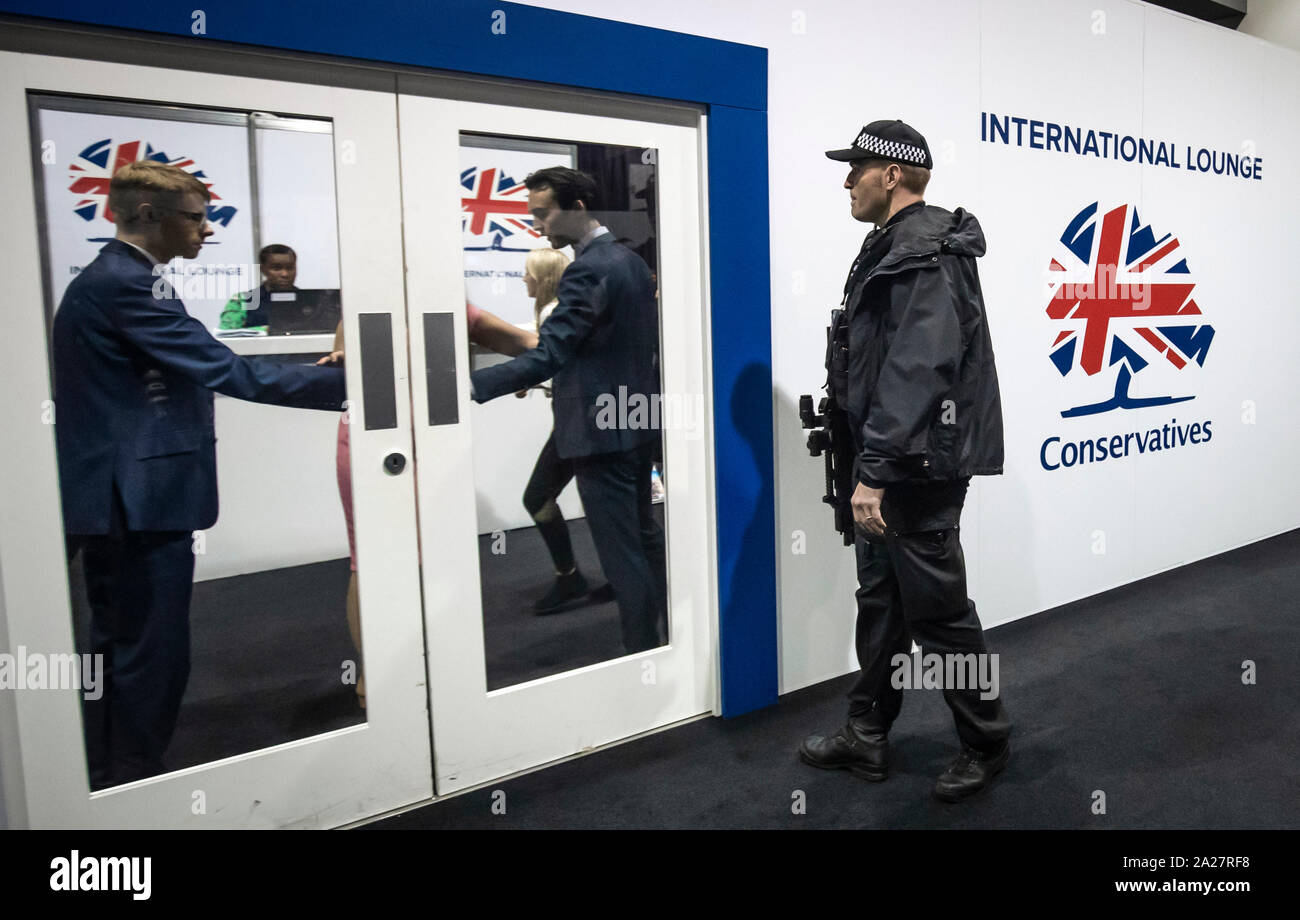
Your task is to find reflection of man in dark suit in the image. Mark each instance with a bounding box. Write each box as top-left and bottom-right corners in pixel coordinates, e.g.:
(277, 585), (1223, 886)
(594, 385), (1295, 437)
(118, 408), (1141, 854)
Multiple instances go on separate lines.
(55, 161), (346, 789)
(470, 166), (666, 653)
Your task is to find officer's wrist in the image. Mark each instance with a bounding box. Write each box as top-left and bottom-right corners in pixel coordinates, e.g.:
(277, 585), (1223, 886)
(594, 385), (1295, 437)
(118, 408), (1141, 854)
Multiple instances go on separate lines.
(858, 471), (887, 490)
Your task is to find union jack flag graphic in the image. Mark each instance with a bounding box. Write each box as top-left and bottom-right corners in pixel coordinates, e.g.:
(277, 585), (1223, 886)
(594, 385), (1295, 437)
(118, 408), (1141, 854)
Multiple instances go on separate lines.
(66, 138), (237, 230)
(460, 166), (539, 239)
(1046, 202), (1215, 417)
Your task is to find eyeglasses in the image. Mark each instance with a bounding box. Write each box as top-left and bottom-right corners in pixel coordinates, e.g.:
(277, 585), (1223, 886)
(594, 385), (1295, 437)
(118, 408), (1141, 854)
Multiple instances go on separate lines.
(157, 206), (209, 225)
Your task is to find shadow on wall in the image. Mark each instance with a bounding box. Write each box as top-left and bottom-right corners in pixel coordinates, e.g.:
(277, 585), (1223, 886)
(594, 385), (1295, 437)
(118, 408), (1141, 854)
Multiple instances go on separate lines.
(773, 384), (858, 685)
(723, 363), (779, 709)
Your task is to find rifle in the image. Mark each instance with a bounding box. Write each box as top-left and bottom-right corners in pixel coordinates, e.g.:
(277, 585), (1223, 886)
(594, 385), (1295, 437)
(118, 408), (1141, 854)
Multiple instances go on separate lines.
(800, 308), (856, 546)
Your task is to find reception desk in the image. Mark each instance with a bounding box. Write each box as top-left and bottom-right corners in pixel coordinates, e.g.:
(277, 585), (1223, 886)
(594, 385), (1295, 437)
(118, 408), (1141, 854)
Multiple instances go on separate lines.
(196, 332), (346, 582)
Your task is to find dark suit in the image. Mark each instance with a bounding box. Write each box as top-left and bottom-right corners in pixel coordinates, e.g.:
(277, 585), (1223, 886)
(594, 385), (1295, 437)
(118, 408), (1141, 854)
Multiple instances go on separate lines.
(472, 232), (666, 651)
(54, 239), (345, 787)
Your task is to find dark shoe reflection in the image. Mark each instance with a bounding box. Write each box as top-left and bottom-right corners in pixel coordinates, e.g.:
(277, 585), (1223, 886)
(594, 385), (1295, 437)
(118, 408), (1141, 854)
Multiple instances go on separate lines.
(533, 569), (590, 613)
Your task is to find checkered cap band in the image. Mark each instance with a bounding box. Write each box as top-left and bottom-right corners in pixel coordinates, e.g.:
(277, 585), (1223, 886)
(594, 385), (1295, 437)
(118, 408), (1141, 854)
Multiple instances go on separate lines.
(854, 130), (927, 166)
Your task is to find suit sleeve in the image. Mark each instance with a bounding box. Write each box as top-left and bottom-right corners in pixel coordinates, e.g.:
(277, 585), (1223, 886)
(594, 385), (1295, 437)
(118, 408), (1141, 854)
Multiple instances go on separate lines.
(857, 264), (962, 486)
(470, 259), (608, 402)
(109, 273), (345, 410)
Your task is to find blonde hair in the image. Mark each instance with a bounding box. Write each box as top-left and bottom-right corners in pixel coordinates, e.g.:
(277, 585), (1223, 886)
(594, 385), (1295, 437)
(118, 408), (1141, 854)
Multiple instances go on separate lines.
(108, 160), (210, 225)
(524, 248), (570, 326)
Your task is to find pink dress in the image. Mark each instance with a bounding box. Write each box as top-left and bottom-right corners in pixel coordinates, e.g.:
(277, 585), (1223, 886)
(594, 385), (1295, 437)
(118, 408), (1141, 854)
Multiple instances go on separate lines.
(336, 415), (356, 571)
(466, 301), (483, 339)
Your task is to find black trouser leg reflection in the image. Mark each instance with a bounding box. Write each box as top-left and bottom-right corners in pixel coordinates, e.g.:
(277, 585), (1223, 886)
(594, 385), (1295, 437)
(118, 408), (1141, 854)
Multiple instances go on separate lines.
(575, 443), (665, 653)
(526, 430), (594, 612)
(523, 431), (577, 574)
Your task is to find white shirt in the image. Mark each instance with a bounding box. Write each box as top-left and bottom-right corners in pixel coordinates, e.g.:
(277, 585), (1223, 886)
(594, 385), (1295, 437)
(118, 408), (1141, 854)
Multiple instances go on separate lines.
(573, 225), (610, 258)
(119, 238), (164, 268)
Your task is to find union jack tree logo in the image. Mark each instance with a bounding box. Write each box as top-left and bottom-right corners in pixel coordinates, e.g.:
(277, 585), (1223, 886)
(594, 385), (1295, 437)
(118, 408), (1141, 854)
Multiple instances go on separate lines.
(460, 166), (540, 242)
(67, 138), (237, 233)
(1046, 202), (1215, 417)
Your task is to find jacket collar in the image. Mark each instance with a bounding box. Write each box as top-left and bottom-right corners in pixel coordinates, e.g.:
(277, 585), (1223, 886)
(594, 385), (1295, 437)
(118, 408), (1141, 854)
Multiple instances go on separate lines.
(869, 204), (986, 279)
(884, 200), (926, 229)
(104, 237), (162, 269)
(574, 226), (612, 258)
(845, 205), (986, 319)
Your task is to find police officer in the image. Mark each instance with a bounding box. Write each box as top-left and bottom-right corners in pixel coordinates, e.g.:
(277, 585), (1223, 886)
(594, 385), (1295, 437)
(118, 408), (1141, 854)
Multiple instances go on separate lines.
(799, 120), (1013, 802)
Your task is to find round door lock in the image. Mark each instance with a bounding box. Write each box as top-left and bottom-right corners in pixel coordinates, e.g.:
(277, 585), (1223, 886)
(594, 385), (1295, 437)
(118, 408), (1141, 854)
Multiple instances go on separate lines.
(383, 452), (406, 475)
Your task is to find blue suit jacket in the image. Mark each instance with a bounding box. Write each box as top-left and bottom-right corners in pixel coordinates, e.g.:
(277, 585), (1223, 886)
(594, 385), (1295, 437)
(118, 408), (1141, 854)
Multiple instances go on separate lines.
(53, 240), (346, 535)
(470, 233), (660, 459)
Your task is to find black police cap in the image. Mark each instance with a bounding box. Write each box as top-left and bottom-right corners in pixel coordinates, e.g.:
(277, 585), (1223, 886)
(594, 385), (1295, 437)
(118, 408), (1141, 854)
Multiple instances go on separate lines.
(825, 119), (934, 169)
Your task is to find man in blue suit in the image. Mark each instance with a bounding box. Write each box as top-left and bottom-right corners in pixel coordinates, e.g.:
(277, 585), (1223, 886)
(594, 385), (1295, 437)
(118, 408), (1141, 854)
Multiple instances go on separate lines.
(55, 161), (346, 788)
(471, 167), (667, 653)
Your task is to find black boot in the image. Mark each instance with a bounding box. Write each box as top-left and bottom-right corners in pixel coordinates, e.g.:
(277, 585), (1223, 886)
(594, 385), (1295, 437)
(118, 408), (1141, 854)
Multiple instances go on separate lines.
(799, 720), (889, 781)
(933, 742), (1010, 803)
(534, 569), (589, 613)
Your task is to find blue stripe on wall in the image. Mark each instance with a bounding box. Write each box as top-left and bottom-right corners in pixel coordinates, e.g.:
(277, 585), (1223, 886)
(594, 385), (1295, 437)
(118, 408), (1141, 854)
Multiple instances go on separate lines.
(708, 104), (779, 716)
(0, 0), (779, 716)
(0, 1), (765, 110)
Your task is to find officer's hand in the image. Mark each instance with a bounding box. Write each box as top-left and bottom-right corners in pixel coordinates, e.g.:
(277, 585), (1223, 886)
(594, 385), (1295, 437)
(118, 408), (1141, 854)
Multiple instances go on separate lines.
(852, 482), (886, 537)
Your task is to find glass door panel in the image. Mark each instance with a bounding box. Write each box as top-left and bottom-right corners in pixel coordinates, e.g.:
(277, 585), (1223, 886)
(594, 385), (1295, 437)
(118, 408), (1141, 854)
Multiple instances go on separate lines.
(398, 93), (717, 794)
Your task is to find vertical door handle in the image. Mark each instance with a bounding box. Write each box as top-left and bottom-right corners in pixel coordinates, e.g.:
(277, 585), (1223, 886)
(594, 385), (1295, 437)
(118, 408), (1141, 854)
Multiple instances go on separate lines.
(423, 312), (459, 426)
(357, 313), (398, 430)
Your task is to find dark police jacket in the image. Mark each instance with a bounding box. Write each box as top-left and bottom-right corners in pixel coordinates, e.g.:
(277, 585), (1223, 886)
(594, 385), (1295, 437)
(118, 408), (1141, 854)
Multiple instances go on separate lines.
(470, 232), (660, 460)
(834, 204), (1004, 488)
(53, 239), (346, 535)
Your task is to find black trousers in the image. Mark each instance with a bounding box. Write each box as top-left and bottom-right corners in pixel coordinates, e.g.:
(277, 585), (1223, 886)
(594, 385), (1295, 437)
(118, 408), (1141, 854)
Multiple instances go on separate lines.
(572, 441), (667, 653)
(522, 430), (577, 575)
(847, 479), (1011, 753)
(66, 515), (195, 789)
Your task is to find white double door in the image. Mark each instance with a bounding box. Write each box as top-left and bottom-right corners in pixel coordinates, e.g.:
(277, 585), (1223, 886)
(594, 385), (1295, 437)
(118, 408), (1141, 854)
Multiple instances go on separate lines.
(1, 52), (715, 828)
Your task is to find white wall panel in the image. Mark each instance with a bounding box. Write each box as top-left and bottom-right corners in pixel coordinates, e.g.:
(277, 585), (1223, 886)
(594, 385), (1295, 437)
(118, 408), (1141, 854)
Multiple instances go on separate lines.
(1134, 11), (1299, 578)
(978, 0), (1147, 621)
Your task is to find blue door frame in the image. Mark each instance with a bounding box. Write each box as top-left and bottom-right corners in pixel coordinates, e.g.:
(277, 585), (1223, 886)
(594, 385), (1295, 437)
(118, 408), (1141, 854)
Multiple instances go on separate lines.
(3, 0), (778, 716)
